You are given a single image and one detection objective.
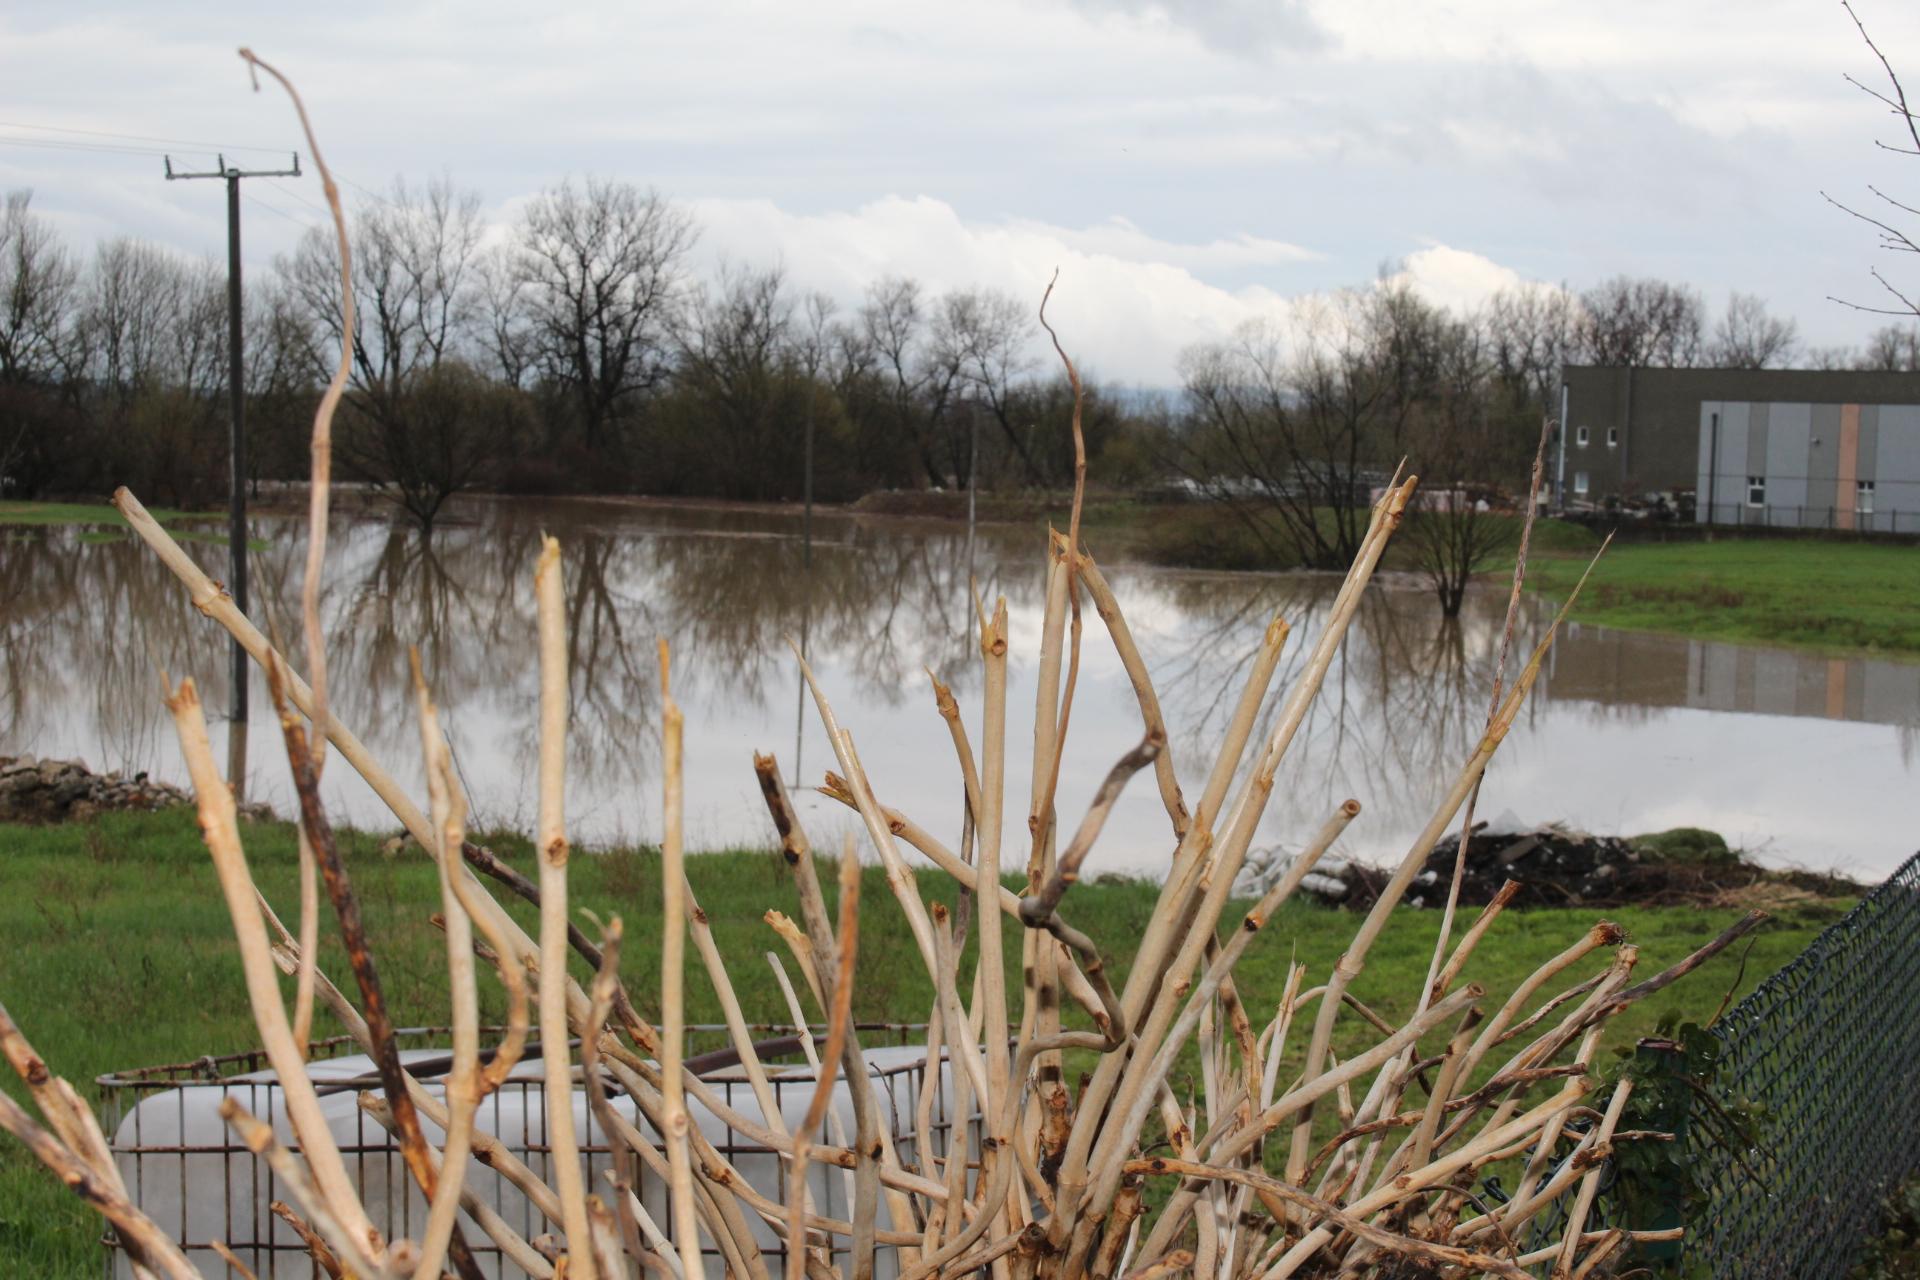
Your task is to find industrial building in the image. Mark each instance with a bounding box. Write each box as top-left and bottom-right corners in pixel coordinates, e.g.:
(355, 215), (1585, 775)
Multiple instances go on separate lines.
(1557, 365), (1920, 530)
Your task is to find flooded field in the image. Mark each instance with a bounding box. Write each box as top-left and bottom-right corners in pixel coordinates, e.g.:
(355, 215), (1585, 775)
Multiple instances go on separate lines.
(5, 496), (1915, 879)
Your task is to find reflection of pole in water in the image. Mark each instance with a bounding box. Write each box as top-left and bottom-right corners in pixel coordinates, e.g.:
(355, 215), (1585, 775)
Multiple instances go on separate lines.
(802, 387), (815, 573)
(966, 400), (978, 570)
(793, 521), (812, 790)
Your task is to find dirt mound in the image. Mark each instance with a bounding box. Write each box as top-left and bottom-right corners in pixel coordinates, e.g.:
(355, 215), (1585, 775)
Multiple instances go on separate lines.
(1285, 823), (1863, 909)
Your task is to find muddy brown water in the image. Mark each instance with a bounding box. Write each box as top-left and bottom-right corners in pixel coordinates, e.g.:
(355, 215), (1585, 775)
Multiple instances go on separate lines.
(4, 496), (1915, 880)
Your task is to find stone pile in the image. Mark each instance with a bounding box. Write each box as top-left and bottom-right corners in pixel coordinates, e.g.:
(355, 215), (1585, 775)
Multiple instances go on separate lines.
(0, 755), (192, 823)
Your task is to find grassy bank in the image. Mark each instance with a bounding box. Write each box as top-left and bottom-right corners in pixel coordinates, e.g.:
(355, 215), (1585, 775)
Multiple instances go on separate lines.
(1525, 538), (1920, 656)
(0, 500), (266, 549)
(0, 808), (1848, 1275)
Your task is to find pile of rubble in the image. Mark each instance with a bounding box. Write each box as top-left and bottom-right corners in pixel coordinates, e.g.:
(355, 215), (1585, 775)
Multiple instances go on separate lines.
(0, 755), (193, 823)
(1250, 814), (1860, 910)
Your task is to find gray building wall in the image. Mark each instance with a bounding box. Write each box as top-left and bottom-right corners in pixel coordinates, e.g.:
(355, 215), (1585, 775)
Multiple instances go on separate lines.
(1697, 397), (1920, 530)
(1561, 365), (1920, 508)
(1549, 623), (1920, 728)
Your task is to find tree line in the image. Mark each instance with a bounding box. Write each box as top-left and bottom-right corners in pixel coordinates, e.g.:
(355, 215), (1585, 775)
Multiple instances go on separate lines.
(4, 178), (1919, 541)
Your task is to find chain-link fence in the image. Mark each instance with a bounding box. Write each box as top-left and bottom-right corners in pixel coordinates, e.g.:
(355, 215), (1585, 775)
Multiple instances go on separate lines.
(1681, 849), (1920, 1278)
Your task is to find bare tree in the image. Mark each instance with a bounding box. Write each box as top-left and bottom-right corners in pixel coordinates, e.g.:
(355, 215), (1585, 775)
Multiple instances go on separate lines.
(1575, 276), (1706, 367)
(667, 265), (798, 499)
(1399, 313), (1527, 616)
(337, 359), (533, 531)
(1708, 292), (1801, 368)
(515, 177), (695, 455)
(1806, 342), (1863, 370)
(241, 276), (321, 491)
(0, 191), (82, 388)
(1857, 321), (1920, 369)
(1483, 285), (1577, 411)
(472, 244), (535, 390)
(1172, 286), (1437, 569)
(930, 287), (1041, 485)
(284, 177), (507, 530)
(858, 275), (963, 487)
(87, 238), (186, 395)
(1827, 1), (1920, 318)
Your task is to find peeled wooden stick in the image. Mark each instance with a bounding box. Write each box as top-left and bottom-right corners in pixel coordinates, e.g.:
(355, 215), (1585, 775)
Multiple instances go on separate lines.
(0, 1090), (198, 1280)
(218, 1098), (399, 1280)
(580, 919), (647, 1279)
(0, 1000), (127, 1202)
(788, 839), (862, 1280)
(656, 638), (703, 1280)
(270, 1202), (347, 1280)
(1129, 985), (1484, 1269)
(766, 952), (858, 1208)
(1268, 1080), (1592, 1280)
(1021, 729), (1163, 924)
(1085, 800), (1361, 1221)
(1432, 879), (1522, 1000)
(410, 656), (482, 1280)
(1551, 1077), (1633, 1278)
(536, 539), (596, 1280)
(1124, 1158), (1527, 1280)
(1073, 550), (1190, 838)
(267, 658), (485, 1280)
(927, 670), (985, 836)
(1190, 608), (1289, 833)
(236, 45), (350, 781)
(1285, 552), (1600, 1189)
(354, 1096), (558, 1277)
(972, 593), (1017, 1257)
(1419, 415), (1556, 1014)
(165, 678), (382, 1257)
(1052, 477), (1417, 1258)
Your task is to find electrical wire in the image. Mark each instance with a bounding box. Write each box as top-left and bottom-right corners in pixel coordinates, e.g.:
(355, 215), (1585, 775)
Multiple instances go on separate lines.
(0, 119), (292, 156)
(0, 134), (212, 160)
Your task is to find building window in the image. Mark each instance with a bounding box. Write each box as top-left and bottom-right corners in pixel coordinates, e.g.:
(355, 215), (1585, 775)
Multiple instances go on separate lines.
(1607, 426), (1619, 448)
(1857, 480), (1875, 514)
(1747, 476), (1766, 507)
(1576, 425), (1589, 448)
(1573, 470), (1590, 496)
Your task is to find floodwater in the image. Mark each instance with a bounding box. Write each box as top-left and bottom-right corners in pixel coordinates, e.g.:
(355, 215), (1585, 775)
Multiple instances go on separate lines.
(4, 497), (1916, 880)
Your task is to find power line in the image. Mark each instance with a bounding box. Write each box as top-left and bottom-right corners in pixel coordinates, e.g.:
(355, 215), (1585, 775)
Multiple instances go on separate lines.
(243, 191), (318, 229)
(0, 119), (292, 156)
(0, 134), (219, 161)
(258, 175), (330, 218)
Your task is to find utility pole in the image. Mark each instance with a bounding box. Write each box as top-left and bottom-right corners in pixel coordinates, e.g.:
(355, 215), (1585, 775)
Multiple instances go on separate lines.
(166, 152), (302, 797)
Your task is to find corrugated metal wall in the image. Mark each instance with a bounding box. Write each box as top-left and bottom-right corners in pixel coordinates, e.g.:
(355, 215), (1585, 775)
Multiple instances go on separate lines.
(1696, 399), (1920, 530)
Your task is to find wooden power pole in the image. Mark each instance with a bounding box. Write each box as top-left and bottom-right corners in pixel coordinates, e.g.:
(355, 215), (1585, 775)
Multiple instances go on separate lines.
(165, 151), (302, 796)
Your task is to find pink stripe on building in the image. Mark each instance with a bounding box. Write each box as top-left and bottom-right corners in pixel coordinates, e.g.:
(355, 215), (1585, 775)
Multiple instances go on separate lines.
(1836, 404), (1860, 531)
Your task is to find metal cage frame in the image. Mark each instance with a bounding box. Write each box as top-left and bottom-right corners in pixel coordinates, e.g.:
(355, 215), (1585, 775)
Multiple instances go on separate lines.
(99, 1022), (959, 1278)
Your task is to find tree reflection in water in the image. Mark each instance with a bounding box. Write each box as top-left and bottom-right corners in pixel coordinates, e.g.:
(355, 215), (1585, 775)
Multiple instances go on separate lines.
(3, 498), (1916, 875)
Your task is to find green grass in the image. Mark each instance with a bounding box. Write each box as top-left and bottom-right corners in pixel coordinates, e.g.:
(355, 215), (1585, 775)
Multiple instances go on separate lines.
(0, 810), (1848, 1274)
(1125, 503), (1603, 575)
(1527, 538), (1920, 656)
(0, 501), (206, 528)
(1, 502), (265, 550)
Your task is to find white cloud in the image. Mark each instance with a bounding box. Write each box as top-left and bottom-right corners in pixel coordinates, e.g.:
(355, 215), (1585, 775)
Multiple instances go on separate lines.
(686, 193), (1316, 385)
(1388, 243), (1526, 314)
(1063, 0), (1327, 58)
(3, 0), (1916, 364)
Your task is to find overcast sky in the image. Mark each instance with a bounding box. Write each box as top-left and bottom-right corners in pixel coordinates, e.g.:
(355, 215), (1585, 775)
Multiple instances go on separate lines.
(5, 0), (1920, 385)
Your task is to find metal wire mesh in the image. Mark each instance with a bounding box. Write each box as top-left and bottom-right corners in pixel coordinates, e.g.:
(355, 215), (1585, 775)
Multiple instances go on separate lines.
(1681, 849), (1920, 1278)
(98, 1022), (957, 1279)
